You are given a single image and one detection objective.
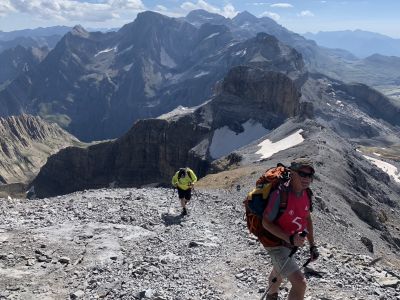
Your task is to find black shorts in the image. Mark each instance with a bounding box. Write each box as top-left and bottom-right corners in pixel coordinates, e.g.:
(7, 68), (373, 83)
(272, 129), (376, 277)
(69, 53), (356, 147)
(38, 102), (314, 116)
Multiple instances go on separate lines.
(177, 187), (192, 200)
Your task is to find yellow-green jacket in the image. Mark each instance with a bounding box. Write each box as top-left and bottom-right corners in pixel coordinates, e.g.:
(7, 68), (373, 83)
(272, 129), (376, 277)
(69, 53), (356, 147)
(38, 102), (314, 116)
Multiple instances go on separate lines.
(171, 168), (197, 190)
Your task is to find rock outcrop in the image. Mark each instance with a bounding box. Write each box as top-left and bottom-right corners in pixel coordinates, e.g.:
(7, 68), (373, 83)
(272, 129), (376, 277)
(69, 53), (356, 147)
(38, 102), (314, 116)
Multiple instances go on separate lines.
(0, 12), (305, 142)
(0, 114), (81, 184)
(32, 66), (302, 198)
(0, 45), (48, 86)
(336, 82), (400, 127)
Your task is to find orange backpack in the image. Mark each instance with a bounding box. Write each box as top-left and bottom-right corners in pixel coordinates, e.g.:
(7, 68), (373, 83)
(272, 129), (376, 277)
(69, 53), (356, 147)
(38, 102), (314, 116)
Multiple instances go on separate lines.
(243, 164), (291, 247)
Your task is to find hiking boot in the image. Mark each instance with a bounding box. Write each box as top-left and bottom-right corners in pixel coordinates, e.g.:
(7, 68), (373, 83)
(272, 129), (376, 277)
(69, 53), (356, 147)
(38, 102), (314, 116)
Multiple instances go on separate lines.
(266, 293), (278, 300)
(181, 208), (188, 216)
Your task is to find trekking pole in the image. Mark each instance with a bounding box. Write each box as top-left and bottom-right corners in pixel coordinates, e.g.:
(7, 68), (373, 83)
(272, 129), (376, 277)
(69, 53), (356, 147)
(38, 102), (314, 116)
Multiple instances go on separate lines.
(263, 254), (315, 299)
(260, 231), (308, 300)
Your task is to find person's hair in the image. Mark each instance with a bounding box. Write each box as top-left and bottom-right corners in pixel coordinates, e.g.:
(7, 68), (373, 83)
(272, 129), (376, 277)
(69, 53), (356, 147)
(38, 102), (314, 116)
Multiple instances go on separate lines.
(178, 168), (186, 178)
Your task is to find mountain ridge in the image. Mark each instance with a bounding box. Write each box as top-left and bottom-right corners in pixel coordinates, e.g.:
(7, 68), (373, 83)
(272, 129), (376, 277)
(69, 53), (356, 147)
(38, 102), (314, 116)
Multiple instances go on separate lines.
(0, 114), (82, 184)
(304, 30), (400, 58)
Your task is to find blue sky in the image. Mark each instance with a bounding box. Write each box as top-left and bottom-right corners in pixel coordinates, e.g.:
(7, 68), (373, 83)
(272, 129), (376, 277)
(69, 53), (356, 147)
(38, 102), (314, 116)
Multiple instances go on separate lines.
(1, 0), (399, 38)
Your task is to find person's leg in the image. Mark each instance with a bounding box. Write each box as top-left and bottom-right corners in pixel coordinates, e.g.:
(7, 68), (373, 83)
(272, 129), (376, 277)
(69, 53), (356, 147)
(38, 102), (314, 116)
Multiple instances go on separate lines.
(266, 246), (300, 299)
(180, 198), (187, 209)
(287, 270), (306, 300)
(180, 189), (191, 215)
(184, 189), (191, 207)
(177, 188), (187, 214)
(266, 267), (282, 298)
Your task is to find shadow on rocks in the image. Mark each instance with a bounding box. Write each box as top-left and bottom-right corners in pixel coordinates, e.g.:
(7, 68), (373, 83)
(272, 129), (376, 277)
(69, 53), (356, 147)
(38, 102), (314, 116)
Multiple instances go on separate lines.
(161, 212), (186, 226)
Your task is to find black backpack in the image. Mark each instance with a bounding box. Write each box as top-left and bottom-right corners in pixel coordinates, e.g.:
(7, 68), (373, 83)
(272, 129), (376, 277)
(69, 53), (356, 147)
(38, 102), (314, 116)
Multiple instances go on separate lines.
(178, 167), (194, 181)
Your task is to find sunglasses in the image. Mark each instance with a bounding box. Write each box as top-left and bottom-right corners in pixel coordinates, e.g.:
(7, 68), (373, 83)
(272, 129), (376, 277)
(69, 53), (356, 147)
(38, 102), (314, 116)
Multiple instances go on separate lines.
(295, 170), (314, 178)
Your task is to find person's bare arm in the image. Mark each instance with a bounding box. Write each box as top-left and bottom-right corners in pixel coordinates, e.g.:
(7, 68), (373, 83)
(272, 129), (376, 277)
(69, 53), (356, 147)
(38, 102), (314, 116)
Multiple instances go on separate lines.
(306, 214), (315, 246)
(262, 219), (305, 247)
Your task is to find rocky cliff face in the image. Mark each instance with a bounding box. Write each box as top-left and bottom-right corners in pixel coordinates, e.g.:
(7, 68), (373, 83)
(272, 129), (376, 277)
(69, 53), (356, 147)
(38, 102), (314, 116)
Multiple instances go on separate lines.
(336, 82), (400, 127)
(209, 66), (300, 129)
(0, 114), (81, 184)
(300, 73), (400, 144)
(184, 10), (400, 92)
(32, 66), (301, 198)
(0, 45), (48, 87)
(0, 11), (305, 142)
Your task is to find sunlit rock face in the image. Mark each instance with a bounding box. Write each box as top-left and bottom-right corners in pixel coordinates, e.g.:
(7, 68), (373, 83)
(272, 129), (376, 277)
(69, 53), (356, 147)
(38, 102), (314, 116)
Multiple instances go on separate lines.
(32, 66), (302, 198)
(0, 114), (80, 184)
(0, 12), (305, 142)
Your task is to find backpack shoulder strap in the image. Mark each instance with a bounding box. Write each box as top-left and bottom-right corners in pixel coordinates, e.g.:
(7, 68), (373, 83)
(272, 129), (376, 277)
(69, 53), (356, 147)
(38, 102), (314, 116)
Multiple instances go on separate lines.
(306, 188), (313, 212)
(266, 187), (289, 222)
(186, 168), (194, 181)
(277, 189), (288, 217)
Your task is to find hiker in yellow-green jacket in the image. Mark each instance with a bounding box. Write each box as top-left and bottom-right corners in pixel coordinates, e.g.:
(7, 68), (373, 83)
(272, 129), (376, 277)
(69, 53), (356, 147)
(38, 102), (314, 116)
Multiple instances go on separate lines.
(171, 167), (197, 216)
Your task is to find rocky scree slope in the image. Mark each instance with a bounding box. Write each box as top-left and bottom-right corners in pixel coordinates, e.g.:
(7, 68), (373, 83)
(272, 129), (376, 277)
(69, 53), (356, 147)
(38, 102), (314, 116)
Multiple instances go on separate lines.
(0, 185), (399, 300)
(211, 117), (400, 254)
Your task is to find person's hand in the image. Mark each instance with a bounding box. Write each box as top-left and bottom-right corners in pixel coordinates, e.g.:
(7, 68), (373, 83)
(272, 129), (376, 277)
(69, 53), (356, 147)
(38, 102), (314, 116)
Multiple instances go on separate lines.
(289, 232), (306, 247)
(310, 245), (319, 261)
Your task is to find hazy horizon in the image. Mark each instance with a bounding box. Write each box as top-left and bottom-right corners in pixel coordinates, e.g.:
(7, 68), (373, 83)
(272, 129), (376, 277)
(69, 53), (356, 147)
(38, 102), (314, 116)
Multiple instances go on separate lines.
(0, 0), (399, 39)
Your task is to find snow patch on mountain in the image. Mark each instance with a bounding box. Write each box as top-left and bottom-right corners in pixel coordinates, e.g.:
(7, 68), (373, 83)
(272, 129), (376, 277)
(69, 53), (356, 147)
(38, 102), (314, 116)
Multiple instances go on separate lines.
(209, 120), (269, 159)
(256, 129), (304, 159)
(117, 45), (133, 55)
(194, 71), (209, 78)
(234, 49), (247, 56)
(157, 105), (195, 119)
(94, 47), (116, 57)
(204, 32), (220, 40)
(123, 63), (133, 71)
(363, 155), (400, 183)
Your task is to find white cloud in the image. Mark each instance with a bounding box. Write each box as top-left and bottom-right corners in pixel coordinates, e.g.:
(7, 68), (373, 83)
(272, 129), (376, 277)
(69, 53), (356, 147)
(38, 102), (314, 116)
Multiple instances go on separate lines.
(181, 0), (238, 18)
(0, 0), (16, 16)
(155, 5), (167, 11)
(270, 3), (293, 8)
(181, 0), (219, 13)
(298, 10), (314, 17)
(260, 11), (280, 21)
(222, 4), (237, 18)
(7, 0), (145, 22)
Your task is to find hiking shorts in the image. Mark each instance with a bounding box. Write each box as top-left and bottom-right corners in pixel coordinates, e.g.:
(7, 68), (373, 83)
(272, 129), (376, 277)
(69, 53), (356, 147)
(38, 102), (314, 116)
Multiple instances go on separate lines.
(177, 187), (192, 200)
(265, 246), (300, 278)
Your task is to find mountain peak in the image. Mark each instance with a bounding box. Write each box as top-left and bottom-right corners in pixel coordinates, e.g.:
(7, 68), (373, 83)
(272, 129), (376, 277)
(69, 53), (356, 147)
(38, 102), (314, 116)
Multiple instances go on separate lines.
(232, 10), (258, 23)
(186, 9), (224, 19)
(136, 10), (170, 22)
(185, 9), (226, 26)
(119, 10), (173, 33)
(71, 25), (89, 38)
